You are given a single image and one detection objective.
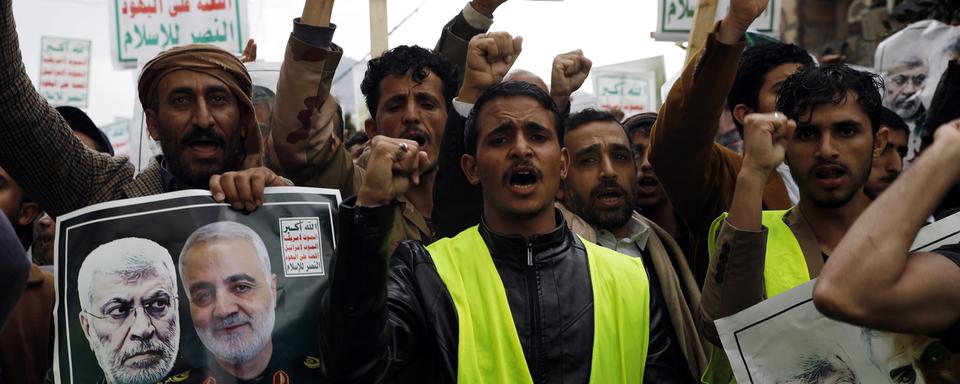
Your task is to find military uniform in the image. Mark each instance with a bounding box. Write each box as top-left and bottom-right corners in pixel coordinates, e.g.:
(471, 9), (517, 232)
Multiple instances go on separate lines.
(162, 349), (324, 384)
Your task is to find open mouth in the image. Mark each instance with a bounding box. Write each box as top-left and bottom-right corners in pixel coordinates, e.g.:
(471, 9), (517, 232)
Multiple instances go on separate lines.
(595, 189), (624, 206)
(506, 166), (541, 196)
(812, 164), (847, 188)
(187, 139), (222, 156)
(401, 129), (429, 148)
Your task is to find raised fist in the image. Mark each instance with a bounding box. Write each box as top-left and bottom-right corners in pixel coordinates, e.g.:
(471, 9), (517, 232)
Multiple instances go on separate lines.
(741, 112), (795, 175)
(459, 31), (523, 103)
(357, 136), (430, 207)
(550, 49), (592, 112)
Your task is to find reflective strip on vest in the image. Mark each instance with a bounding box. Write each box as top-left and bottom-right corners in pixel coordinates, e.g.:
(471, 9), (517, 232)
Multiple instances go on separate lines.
(700, 210), (811, 384)
(427, 226), (651, 383)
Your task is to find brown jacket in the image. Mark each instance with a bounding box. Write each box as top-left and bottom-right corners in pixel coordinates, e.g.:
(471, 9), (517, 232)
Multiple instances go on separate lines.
(649, 26), (792, 286)
(559, 204), (709, 378)
(0, 264), (55, 384)
(699, 208), (822, 344)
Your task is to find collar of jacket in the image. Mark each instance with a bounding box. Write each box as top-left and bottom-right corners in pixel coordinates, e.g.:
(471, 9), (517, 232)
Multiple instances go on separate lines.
(477, 209), (574, 266)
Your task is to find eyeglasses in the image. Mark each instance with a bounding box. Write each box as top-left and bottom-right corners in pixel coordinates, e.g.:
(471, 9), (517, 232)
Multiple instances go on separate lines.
(84, 296), (178, 323)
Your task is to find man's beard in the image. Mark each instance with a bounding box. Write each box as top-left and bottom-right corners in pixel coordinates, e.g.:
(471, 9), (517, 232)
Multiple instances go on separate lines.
(95, 317), (179, 384)
(158, 125), (239, 189)
(196, 308), (275, 365)
(564, 179), (634, 231)
(887, 92), (923, 119)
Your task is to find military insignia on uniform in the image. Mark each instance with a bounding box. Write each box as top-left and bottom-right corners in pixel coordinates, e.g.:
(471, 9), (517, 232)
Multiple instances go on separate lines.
(202, 377), (216, 384)
(303, 356), (321, 369)
(162, 371), (190, 383)
(273, 370), (290, 384)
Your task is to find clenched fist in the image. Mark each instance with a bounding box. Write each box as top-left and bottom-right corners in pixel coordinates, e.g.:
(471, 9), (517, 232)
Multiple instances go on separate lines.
(550, 49), (592, 112)
(459, 31), (523, 103)
(741, 112), (795, 176)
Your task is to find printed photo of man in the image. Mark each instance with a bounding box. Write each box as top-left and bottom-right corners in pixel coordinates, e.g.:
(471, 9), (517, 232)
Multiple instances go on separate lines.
(178, 221), (277, 380)
(884, 57), (928, 119)
(863, 329), (960, 384)
(77, 237), (180, 384)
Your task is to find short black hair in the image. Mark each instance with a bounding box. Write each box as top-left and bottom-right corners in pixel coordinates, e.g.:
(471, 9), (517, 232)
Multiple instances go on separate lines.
(729, 43), (815, 134)
(879, 106), (909, 134)
(360, 45), (458, 120)
(564, 108), (618, 133)
(563, 108), (631, 146)
(345, 130), (369, 148)
(776, 65), (884, 133)
(464, 81), (563, 155)
(621, 112), (658, 138)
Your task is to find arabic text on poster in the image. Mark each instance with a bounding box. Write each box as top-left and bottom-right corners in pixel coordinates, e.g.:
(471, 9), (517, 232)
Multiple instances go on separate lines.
(38, 37), (92, 108)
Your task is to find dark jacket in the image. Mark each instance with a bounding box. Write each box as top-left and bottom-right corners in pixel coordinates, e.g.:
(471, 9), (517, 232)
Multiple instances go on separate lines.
(320, 197), (683, 383)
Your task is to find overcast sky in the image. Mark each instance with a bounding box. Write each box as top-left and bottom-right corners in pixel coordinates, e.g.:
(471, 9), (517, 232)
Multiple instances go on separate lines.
(14, 0), (688, 126)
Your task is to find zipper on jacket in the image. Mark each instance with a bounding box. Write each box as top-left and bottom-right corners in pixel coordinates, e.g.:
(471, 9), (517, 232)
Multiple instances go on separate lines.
(525, 240), (541, 382)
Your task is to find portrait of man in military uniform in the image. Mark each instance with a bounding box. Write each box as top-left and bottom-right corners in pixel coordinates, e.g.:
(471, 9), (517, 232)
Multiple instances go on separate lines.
(77, 237), (181, 384)
(175, 221), (322, 383)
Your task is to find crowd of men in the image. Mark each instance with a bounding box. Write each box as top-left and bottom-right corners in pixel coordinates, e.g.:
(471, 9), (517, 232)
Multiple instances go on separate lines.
(0, 0), (959, 382)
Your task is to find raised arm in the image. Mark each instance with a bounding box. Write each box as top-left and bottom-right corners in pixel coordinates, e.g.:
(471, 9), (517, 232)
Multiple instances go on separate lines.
(0, 0), (134, 217)
(648, 0), (774, 283)
(814, 120), (960, 333)
(700, 112), (793, 343)
(434, 0), (505, 83)
(322, 136), (433, 380)
(267, 0), (354, 193)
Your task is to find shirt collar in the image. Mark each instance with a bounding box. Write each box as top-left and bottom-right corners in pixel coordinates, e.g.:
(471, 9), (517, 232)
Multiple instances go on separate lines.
(595, 215), (651, 251)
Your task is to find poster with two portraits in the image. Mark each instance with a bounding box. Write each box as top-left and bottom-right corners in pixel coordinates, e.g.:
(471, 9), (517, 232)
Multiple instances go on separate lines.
(716, 212), (960, 383)
(53, 187), (340, 384)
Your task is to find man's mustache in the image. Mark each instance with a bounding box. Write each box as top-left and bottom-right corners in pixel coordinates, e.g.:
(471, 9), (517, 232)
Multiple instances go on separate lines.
(179, 127), (227, 148)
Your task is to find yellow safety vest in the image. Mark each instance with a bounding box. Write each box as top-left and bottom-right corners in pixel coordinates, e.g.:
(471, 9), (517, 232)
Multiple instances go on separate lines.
(701, 210), (811, 384)
(427, 226), (651, 383)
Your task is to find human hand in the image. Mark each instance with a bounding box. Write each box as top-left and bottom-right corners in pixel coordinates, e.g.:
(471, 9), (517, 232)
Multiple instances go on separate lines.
(240, 39), (257, 63)
(460, 31), (523, 103)
(741, 112), (794, 176)
(210, 167), (292, 211)
(469, 0), (507, 18)
(550, 49), (592, 112)
(357, 136), (430, 207)
(718, 0), (770, 44)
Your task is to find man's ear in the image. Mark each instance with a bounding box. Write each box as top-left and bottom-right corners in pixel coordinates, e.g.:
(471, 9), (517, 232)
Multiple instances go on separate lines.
(145, 109), (160, 141)
(16, 202), (40, 227)
(364, 118), (378, 139)
(461, 154), (481, 185)
(732, 104), (753, 128)
(78, 311), (93, 341)
(874, 127), (890, 159)
(560, 147), (570, 179)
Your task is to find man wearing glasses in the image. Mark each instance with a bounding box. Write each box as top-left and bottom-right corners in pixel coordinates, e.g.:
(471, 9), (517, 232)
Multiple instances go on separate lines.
(76, 237), (180, 384)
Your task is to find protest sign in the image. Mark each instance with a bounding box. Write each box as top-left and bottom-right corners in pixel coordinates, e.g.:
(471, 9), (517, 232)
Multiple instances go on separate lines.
(38, 37), (92, 108)
(875, 20), (960, 164)
(591, 56), (666, 117)
(53, 187), (340, 384)
(109, 0), (249, 69)
(654, 0), (782, 42)
(715, 212), (960, 383)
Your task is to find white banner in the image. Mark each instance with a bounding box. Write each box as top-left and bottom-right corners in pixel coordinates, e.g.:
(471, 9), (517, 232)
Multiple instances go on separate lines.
(591, 56), (666, 117)
(654, 0), (782, 42)
(109, 0), (249, 69)
(715, 212), (960, 383)
(38, 37), (92, 108)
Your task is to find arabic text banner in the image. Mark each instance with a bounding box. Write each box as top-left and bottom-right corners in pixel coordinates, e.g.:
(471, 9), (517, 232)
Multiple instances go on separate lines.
(38, 37), (92, 108)
(109, 0), (249, 68)
(53, 187), (340, 384)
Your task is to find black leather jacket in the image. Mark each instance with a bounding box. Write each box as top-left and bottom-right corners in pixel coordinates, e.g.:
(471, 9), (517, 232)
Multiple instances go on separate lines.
(321, 197), (689, 382)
